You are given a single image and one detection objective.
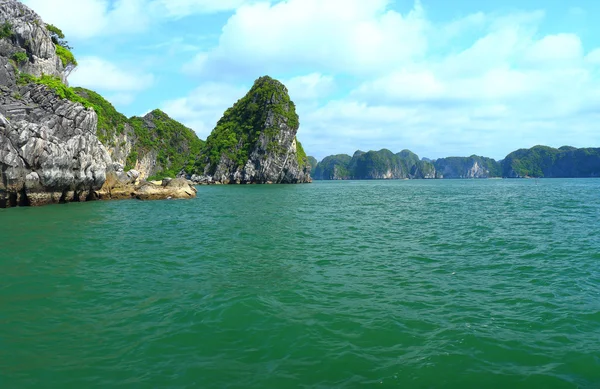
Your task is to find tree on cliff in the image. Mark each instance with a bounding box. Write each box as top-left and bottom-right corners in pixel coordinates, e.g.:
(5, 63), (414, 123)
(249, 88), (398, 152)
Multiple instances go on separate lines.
(46, 24), (71, 48)
(46, 24), (77, 76)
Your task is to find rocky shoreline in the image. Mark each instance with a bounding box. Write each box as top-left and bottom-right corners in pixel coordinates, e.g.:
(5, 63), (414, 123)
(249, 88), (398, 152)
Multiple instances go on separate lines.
(0, 1), (312, 209)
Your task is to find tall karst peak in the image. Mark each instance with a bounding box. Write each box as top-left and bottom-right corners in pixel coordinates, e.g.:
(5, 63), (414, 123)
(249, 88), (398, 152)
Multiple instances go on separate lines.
(195, 75), (311, 184)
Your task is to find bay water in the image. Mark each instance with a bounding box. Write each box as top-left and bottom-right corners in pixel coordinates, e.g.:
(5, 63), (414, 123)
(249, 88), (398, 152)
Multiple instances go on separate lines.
(1, 179), (599, 388)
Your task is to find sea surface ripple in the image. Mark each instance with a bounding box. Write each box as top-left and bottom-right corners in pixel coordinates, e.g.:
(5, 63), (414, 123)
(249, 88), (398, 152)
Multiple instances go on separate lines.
(0, 179), (599, 388)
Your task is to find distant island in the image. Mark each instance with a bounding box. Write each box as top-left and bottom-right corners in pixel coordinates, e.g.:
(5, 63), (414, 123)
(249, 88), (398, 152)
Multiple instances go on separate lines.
(310, 146), (600, 180)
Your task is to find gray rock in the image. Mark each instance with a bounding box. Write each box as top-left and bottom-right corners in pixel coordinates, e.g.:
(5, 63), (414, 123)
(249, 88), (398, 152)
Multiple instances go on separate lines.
(0, 84), (111, 207)
(0, 0), (65, 83)
(113, 162), (124, 172)
(127, 169), (140, 180)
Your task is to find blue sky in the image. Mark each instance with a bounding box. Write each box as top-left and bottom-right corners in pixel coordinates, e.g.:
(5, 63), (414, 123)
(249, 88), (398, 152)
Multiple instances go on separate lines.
(20, 0), (600, 161)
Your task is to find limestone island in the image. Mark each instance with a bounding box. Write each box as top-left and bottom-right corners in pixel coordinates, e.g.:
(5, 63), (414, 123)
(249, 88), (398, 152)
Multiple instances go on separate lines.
(0, 0), (311, 208)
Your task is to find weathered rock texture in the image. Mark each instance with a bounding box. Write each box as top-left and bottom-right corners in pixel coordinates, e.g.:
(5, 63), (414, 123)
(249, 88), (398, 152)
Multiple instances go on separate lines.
(0, 0), (202, 207)
(0, 0), (113, 207)
(0, 0), (65, 84)
(0, 83), (111, 207)
(194, 76), (311, 184)
(74, 88), (204, 181)
(96, 173), (197, 201)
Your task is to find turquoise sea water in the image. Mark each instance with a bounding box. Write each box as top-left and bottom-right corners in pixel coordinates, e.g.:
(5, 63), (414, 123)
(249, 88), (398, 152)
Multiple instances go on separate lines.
(1, 179), (599, 388)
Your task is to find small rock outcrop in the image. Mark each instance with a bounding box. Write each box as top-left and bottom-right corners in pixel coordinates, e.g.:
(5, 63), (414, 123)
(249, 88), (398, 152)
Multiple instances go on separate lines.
(194, 76), (311, 184)
(96, 173), (197, 201)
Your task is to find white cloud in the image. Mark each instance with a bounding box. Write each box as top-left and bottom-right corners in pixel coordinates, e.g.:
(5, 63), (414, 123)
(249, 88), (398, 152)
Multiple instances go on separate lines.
(21, 0), (255, 40)
(69, 57), (155, 93)
(160, 82), (248, 138)
(105, 93), (136, 106)
(21, 0), (149, 40)
(149, 0), (261, 18)
(199, 4), (598, 160)
(284, 73), (335, 102)
(184, 0), (429, 78)
(524, 34), (583, 64)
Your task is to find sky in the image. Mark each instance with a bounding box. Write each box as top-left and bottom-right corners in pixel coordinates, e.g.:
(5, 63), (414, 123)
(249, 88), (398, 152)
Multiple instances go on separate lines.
(20, 0), (600, 161)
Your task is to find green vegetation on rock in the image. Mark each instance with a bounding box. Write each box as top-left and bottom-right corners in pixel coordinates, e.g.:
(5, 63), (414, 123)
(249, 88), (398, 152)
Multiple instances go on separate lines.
(307, 156), (318, 174)
(343, 149), (434, 179)
(72, 89), (205, 179)
(18, 74), (92, 108)
(73, 87), (128, 144)
(315, 145), (600, 180)
(503, 146), (600, 178)
(434, 155), (502, 178)
(352, 149), (401, 179)
(296, 138), (308, 167)
(55, 45), (77, 67)
(315, 149), (500, 180)
(198, 76), (299, 174)
(0, 22), (12, 39)
(46, 24), (77, 68)
(313, 154), (352, 180)
(129, 110), (204, 180)
(11, 51), (27, 64)
(16, 75), (204, 180)
(125, 151), (138, 172)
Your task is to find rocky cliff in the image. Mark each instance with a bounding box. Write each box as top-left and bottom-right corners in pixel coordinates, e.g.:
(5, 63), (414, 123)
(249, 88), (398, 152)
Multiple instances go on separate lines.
(0, 1), (111, 207)
(193, 76), (311, 184)
(72, 89), (204, 180)
(0, 0), (201, 207)
(0, 0), (66, 85)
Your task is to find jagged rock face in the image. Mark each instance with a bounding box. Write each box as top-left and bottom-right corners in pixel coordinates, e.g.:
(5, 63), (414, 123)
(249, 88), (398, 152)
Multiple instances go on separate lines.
(76, 90), (205, 181)
(0, 0), (64, 84)
(197, 76), (311, 184)
(0, 0), (107, 207)
(99, 126), (160, 180)
(0, 84), (111, 207)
